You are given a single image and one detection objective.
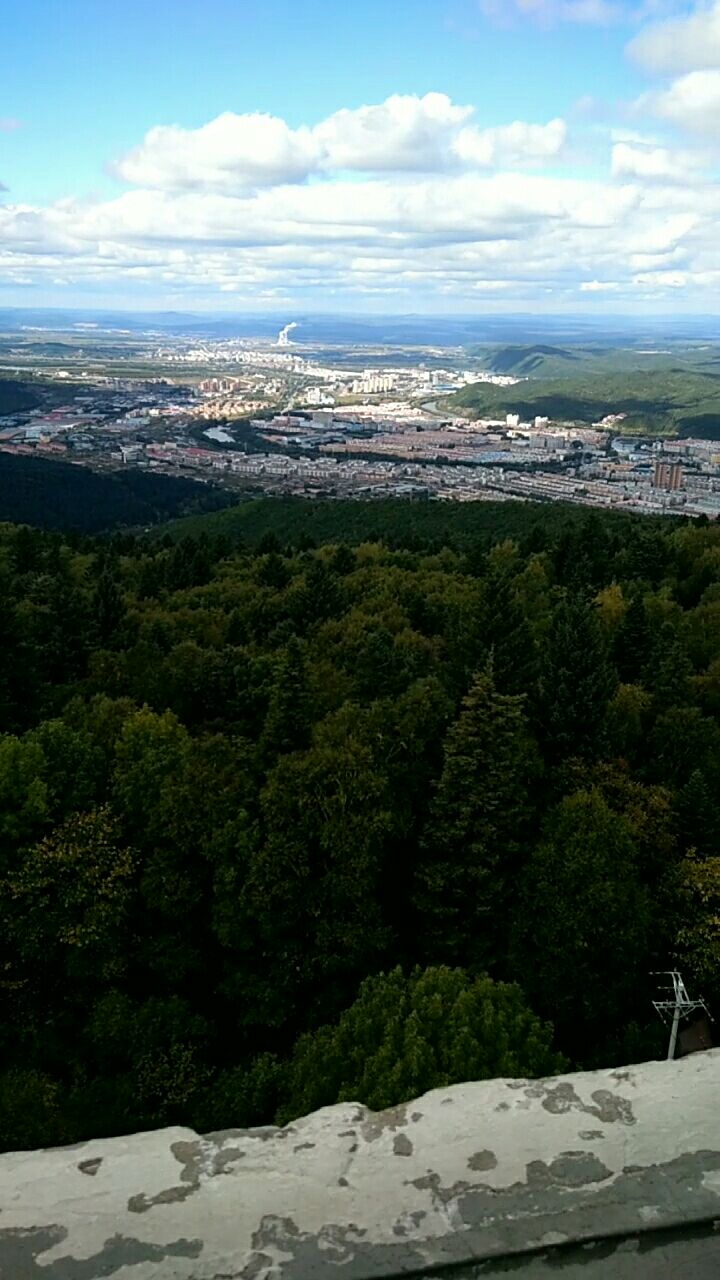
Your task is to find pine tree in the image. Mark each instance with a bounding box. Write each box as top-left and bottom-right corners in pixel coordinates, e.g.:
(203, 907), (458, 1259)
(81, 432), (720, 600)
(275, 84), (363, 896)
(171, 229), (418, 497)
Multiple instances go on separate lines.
(540, 595), (615, 766)
(643, 622), (693, 708)
(676, 769), (720, 859)
(0, 586), (19, 732)
(258, 551), (290, 590)
(258, 638), (311, 763)
(613, 596), (651, 684)
(92, 571), (125, 647)
(482, 570), (539, 697)
(414, 663), (538, 972)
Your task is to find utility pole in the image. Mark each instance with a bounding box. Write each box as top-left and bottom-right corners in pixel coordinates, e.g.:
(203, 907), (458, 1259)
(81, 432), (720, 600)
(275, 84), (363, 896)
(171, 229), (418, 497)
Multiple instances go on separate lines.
(652, 971), (711, 1061)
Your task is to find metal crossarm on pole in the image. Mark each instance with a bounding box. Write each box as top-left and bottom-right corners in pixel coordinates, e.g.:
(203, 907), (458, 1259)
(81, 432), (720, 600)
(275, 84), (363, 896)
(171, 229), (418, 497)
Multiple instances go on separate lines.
(652, 970), (712, 1060)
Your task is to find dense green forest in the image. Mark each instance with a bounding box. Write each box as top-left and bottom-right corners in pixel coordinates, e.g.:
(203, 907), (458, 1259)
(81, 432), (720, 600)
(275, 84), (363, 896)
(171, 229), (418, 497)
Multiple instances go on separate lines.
(1, 499), (720, 1152)
(0, 454), (236, 532)
(160, 493), (669, 550)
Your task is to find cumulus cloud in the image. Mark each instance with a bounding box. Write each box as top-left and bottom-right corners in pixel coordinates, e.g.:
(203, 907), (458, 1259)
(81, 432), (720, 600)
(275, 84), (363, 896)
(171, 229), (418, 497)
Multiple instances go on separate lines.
(644, 68), (720, 132)
(453, 118), (567, 167)
(115, 95), (473, 190)
(628, 1), (720, 72)
(2, 85), (720, 309)
(611, 139), (707, 179)
(114, 95), (567, 191)
(314, 93), (472, 171)
(115, 112), (320, 191)
(628, 3), (720, 138)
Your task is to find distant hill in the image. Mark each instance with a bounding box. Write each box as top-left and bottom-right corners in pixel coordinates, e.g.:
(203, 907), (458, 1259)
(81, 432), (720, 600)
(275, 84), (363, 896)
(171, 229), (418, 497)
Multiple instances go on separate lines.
(0, 454), (236, 532)
(157, 493), (655, 552)
(447, 366), (720, 438)
(482, 345), (580, 377)
(0, 379), (41, 416)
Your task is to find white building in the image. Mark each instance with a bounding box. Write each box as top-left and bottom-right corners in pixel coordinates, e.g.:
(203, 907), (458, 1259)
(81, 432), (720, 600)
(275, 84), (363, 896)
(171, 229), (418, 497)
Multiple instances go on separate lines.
(303, 387), (335, 407)
(351, 372), (397, 395)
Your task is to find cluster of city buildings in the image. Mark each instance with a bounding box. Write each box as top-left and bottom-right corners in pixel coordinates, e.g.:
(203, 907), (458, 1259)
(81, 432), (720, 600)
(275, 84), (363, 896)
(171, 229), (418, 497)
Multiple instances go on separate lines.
(157, 336), (520, 417)
(1, 346), (719, 517)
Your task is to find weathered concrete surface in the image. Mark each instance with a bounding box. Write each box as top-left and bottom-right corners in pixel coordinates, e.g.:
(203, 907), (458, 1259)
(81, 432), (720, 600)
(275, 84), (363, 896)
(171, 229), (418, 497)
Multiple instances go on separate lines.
(1, 1052), (719, 1278)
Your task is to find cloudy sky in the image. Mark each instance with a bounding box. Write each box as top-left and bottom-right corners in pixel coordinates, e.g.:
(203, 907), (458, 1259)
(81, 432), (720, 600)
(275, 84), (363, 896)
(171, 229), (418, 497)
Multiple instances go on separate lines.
(1, 0), (720, 313)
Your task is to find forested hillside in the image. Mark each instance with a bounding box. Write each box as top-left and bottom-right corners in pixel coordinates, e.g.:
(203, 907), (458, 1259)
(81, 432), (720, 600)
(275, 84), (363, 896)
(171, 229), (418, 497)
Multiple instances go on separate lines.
(0, 379), (41, 416)
(447, 367), (720, 437)
(0, 454), (237, 532)
(1, 505), (719, 1150)
(159, 493), (663, 550)
(478, 344), (581, 376)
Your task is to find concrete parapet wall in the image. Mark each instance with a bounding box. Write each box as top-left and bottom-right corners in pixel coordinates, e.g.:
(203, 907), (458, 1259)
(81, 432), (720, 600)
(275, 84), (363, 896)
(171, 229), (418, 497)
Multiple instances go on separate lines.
(1, 1052), (719, 1278)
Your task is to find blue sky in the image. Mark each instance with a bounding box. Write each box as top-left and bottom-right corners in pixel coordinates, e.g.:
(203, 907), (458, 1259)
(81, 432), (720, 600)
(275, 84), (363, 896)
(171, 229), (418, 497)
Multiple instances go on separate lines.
(1, 1), (719, 311)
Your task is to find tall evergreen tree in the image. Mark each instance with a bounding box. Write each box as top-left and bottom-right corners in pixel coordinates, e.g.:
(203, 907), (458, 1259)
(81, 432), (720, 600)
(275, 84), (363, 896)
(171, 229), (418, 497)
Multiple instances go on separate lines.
(540, 595), (615, 766)
(676, 769), (720, 859)
(613, 596), (651, 683)
(258, 638), (311, 763)
(643, 622), (694, 708)
(92, 570), (125, 647)
(482, 570), (539, 698)
(413, 663), (538, 972)
(0, 586), (19, 733)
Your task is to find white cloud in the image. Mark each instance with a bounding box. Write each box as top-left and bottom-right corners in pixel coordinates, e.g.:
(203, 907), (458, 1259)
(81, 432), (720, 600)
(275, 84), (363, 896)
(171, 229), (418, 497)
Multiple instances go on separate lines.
(313, 93), (472, 171)
(632, 268), (687, 285)
(115, 112), (320, 191)
(629, 245), (687, 266)
(626, 211), (698, 250)
(610, 127), (663, 144)
(628, 2), (720, 73)
(2, 87), (720, 310)
(644, 68), (720, 133)
(113, 96), (568, 192)
(628, 3), (720, 139)
(454, 119), (567, 167)
(611, 140), (707, 179)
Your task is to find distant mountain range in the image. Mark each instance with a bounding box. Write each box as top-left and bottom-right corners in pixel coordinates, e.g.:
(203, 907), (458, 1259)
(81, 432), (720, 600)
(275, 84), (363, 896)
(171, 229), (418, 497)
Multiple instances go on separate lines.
(2, 308), (720, 348)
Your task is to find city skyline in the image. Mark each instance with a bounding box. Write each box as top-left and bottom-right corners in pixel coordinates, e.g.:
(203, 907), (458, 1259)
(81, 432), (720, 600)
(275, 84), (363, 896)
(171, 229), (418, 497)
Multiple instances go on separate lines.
(2, 0), (720, 313)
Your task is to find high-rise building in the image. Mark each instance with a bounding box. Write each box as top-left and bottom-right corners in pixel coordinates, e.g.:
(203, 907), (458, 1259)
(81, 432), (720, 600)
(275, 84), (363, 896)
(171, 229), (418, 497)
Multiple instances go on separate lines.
(653, 460), (683, 491)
